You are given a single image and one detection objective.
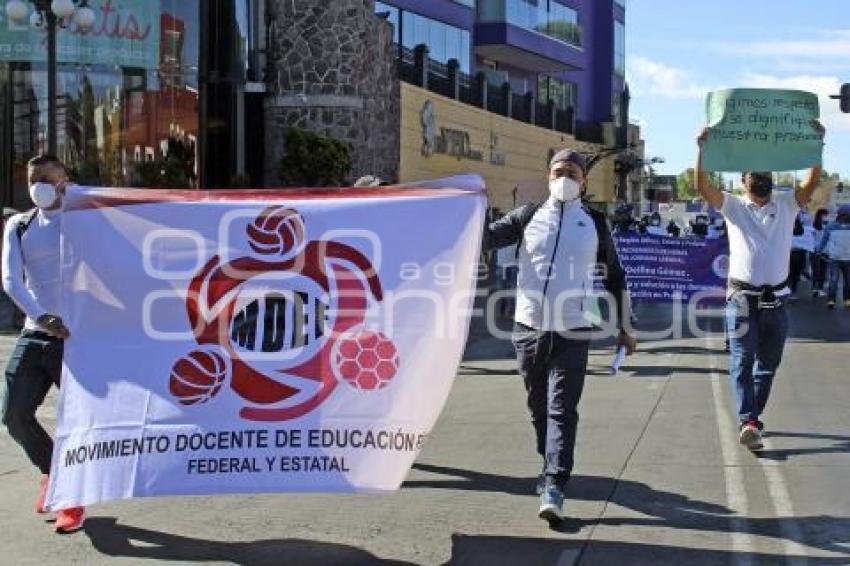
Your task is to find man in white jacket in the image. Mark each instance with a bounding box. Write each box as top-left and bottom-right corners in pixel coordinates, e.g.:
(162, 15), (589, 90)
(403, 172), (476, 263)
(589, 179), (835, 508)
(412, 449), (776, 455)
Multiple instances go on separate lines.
(1, 154), (84, 533)
(485, 149), (636, 522)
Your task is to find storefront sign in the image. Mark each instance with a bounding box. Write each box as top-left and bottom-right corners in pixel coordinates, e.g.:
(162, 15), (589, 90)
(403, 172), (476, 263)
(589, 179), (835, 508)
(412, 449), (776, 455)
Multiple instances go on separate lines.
(420, 100), (501, 165)
(0, 0), (160, 69)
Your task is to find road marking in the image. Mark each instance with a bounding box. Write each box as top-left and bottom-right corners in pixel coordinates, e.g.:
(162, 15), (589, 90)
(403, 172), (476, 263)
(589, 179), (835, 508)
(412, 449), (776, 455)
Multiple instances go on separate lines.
(708, 337), (810, 565)
(709, 359), (756, 566)
(758, 439), (809, 564)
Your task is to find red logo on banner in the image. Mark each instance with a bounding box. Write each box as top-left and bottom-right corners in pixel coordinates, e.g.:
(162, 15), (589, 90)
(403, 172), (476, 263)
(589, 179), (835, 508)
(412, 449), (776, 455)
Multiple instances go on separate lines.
(168, 206), (398, 422)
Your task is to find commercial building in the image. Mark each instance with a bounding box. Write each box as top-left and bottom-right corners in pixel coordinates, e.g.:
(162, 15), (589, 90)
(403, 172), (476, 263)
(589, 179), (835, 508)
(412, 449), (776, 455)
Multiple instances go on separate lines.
(1, 0), (642, 212)
(1, 0), (263, 210)
(376, 0), (642, 209)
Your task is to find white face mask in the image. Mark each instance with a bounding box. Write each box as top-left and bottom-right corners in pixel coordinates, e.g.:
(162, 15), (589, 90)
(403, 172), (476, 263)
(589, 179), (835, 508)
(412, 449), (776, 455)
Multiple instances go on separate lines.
(29, 182), (59, 209)
(549, 177), (581, 202)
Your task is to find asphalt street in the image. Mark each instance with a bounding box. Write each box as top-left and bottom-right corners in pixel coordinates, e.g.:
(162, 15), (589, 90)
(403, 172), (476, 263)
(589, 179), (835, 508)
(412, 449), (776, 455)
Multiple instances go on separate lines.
(0, 295), (848, 565)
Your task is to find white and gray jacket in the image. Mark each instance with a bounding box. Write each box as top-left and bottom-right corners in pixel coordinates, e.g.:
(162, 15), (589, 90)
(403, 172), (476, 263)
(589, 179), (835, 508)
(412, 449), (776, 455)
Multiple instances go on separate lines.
(485, 198), (630, 332)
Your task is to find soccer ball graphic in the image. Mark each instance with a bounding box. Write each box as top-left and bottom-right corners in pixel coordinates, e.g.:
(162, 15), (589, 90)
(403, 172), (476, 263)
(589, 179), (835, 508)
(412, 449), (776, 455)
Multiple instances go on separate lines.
(334, 330), (400, 391)
(246, 206), (305, 257)
(169, 347), (230, 405)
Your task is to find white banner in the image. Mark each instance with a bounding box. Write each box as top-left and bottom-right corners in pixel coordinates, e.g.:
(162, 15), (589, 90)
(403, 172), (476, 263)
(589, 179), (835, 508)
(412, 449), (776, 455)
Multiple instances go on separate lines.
(46, 176), (486, 510)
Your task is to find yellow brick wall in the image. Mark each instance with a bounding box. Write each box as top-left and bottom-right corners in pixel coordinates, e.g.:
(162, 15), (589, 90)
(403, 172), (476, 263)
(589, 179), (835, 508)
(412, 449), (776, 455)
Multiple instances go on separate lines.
(399, 83), (616, 212)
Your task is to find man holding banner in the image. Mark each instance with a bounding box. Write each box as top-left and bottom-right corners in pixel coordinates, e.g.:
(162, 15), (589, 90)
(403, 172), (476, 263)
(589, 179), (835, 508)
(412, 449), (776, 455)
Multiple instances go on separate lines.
(695, 116), (824, 451)
(485, 149), (636, 522)
(1, 155), (85, 533)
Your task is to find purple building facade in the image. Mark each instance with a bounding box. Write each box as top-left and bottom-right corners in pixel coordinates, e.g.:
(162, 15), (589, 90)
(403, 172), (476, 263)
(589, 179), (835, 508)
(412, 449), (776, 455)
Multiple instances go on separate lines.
(375, 0), (627, 136)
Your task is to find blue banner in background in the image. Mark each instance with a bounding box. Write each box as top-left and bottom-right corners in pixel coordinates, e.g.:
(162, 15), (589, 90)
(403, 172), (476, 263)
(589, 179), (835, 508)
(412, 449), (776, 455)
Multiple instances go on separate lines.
(615, 234), (730, 305)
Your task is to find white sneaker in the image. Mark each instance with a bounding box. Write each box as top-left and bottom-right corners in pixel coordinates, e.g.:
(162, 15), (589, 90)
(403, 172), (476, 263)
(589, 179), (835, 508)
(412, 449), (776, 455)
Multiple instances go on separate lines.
(739, 423), (763, 450)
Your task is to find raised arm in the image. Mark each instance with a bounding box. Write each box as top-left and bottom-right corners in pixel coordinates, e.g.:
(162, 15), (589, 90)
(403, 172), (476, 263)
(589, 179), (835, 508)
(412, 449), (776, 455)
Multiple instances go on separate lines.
(482, 204), (535, 251)
(696, 129), (725, 210)
(796, 120), (825, 207)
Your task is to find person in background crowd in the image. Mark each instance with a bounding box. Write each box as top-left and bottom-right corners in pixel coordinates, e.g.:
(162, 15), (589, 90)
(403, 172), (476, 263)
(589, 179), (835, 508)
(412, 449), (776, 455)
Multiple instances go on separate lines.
(707, 216), (728, 240)
(667, 219), (681, 238)
(691, 215), (709, 237)
(1, 155), (85, 533)
(817, 206), (850, 309)
(484, 148), (636, 523)
(647, 213), (667, 236)
(612, 204), (636, 234)
(696, 122), (824, 452)
(811, 208), (830, 299)
(495, 237), (519, 319)
(788, 210), (816, 301)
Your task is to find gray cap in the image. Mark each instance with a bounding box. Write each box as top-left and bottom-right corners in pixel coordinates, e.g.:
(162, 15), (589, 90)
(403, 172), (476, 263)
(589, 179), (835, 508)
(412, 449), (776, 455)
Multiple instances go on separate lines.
(549, 148), (587, 172)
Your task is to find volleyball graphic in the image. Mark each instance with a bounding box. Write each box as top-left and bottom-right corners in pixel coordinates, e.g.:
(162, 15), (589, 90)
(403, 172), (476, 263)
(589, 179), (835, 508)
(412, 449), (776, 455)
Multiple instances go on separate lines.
(169, 347), (230, 405)
(246, 206), (306, 257)
(334, 330), (400, 391)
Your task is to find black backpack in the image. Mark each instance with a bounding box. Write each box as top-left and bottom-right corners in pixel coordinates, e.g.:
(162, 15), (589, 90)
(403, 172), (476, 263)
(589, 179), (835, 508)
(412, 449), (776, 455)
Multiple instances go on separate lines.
(15, 208), (38, 242)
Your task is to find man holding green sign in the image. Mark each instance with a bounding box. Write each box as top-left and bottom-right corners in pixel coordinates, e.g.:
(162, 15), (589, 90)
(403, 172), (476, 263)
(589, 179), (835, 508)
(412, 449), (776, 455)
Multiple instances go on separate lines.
(696, 88), (825, 451)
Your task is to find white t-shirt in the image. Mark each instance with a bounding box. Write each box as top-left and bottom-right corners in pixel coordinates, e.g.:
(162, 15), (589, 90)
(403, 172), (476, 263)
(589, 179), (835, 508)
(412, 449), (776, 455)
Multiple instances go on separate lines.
(1, 208), (62, 330)
(791, 224), (816, 252)
(720, 191), (798, 295)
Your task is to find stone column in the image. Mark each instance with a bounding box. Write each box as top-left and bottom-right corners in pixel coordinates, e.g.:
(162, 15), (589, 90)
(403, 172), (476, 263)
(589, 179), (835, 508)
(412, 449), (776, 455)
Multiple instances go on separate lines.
(264, 0), (400, 185)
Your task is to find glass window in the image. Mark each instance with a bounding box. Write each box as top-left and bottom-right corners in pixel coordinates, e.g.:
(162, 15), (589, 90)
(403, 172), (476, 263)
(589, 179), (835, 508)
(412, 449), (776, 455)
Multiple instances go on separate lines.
(460, 30), (471, 73)
(614, 20), (625, 77)
(446, 26), (461, 65)
(1, 0), (201, 204)
(452, 0), (476, 7)
(401, 11), (415, 49)
(539, 75), (577, 111)
(397, 10), (470, 73)
(477, 0), (505, 22)
(413, 13), (429, 50)
(429, 19), (447, 63)
(483, 0), (581, 47)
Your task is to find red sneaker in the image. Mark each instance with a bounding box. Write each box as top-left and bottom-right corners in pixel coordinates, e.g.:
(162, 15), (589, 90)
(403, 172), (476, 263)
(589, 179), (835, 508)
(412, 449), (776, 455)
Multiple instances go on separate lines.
(35, 475), (49, 515)
(55, 507), (85, 533)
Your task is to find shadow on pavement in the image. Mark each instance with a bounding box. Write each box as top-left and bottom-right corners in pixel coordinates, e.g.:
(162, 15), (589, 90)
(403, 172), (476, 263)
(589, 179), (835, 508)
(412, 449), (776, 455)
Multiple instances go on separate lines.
(755, 431), (850, 461)
(84, 518), (414, 566)
(443, 534), (848, 566)
(407, 464), (731, 517)
(407, 464), (850, 557)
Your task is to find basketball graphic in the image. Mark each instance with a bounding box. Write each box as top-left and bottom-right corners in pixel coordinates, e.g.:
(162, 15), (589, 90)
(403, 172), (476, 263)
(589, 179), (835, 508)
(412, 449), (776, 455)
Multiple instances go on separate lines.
(246, 206), (306, 257)
(334, 330), (400, 391)
(169, 347), (230, 405)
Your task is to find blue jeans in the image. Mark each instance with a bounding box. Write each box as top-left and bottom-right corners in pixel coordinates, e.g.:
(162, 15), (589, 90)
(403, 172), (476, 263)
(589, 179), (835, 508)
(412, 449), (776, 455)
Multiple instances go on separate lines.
(827, 260), (850, 303)
(725, 293), (789, 424)
(1, 331), (63, 474)
(512, 323), (590, 488)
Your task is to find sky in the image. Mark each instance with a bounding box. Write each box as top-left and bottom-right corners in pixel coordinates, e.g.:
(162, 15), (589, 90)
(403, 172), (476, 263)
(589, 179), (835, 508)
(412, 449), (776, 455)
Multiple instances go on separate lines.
(626, 0), (850, 180)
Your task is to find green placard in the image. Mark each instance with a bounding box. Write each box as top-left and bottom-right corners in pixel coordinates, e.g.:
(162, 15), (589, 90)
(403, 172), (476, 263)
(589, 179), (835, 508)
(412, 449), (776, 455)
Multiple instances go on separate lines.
(703, 88), (824, 172)
(0, 0), (160, 69)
